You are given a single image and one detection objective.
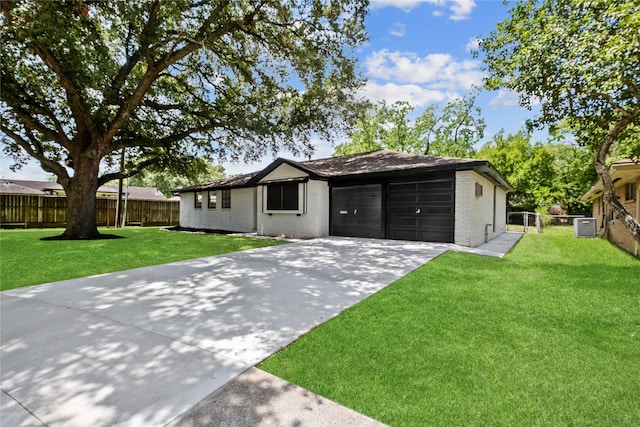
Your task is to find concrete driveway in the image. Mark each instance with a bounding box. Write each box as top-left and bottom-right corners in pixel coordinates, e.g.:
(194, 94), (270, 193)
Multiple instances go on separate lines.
(1, 237), (452, 427)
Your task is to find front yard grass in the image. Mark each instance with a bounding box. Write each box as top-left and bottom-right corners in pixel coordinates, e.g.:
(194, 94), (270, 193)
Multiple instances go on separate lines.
(260, 228), (640, 426)
(0, 227), (286, 291)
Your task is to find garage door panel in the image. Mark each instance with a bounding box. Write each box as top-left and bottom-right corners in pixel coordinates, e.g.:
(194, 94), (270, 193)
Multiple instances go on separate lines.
(388, 206), (418, 216)
(419, 217), (453, 227)
(388, 194), (418, 205)
(387, 229), (417, 241)
(388, 217), (419, 227)
(419, 193), (453, 203)
(387, 178), (454, 243)
(390, 183), (417, 192)
(331, 184), (384, 239)
(424, 206), (453, 215)
(418, 229), (452, 241)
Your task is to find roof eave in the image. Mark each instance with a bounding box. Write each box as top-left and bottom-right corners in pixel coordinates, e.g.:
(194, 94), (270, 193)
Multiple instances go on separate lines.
(252, 158), (326, 183)
(472, 163), (515, 192)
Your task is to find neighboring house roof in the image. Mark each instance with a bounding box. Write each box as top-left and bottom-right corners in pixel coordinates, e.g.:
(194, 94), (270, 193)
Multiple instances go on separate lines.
(0, 179), (169, 201)
(0, 181), (45, 196)
(175, 150), (514, 193)
(582, 159), (640, 201)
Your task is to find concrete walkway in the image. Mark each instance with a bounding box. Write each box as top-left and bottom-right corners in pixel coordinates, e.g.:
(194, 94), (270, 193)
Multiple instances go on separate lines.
(1, 233), (522, 427)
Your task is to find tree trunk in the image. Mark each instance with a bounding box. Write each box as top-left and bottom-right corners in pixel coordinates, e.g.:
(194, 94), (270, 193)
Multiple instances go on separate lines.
(60, 154), (101, 240)
(594, 116), (640, 246)
(595, 159), (640, 245)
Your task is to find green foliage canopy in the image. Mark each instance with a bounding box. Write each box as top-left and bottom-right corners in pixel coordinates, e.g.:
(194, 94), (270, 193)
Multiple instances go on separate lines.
(333, 101), (420, 156)
(480, 0), (640, 241)
(476, 130), (594, 214)
(333, 90), (485, 158)
(0, 0), (368, 238)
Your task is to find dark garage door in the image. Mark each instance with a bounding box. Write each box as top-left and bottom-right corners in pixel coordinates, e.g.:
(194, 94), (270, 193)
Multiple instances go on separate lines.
(331, 184), (384, 238)
(387, 179), (454, 242)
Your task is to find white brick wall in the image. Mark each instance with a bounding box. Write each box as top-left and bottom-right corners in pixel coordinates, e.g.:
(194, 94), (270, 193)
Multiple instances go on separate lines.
(455, 170), (507, 247)
(256, 180), (329, 238)
(179, 187), (257, 232)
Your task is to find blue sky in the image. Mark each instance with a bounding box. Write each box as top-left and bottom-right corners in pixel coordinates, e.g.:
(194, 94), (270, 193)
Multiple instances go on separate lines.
(220, 0), (539, 175)
(1, 0), (540, 181)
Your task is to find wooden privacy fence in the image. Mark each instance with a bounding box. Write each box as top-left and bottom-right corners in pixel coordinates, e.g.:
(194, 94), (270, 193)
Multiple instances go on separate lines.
(1, 194), (180, 228)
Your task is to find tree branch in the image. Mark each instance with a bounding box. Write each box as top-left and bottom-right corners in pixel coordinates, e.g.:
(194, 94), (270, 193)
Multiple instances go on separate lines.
(594, 113), (640, 243)
(1, 123), (70, 180)
(103, 1), (237, 146)
(97, 156), (157, 186)
(142, 100), (184, 111)
(139, 1), (161, 65)
(26, 41), (97, 144)
(1, 72), (73, 149)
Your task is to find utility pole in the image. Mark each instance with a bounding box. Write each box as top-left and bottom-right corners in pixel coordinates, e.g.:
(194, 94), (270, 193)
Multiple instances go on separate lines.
(115, 148), (125, 228)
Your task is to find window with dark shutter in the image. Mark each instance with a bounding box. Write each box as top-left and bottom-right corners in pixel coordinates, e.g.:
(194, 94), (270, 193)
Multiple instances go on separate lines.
(267, 182), (299, 210)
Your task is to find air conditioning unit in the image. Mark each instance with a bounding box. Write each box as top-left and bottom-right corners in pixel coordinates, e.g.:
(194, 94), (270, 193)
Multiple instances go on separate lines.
(574, 217), (596, 238)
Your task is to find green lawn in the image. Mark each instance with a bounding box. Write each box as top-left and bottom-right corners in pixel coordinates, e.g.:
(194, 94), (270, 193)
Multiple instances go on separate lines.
(260, 228), (640, 426)
(0, 227), (286, 291)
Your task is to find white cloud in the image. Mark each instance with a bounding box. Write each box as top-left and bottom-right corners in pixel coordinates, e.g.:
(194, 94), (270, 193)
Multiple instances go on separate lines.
(388, 22), (406, 37)
(489, 90), (542, 110)
(465, 37), (480, 53)
(358, 81), (457, 107)
(489, 90), (521, 108)
(365, 49), (485, 91)
(371, 0), (476, 20)
(449, 0), (476, 21)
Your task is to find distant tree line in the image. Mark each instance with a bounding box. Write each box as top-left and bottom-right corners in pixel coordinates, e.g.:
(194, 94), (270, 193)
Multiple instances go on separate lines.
(333, 95), (596, 215)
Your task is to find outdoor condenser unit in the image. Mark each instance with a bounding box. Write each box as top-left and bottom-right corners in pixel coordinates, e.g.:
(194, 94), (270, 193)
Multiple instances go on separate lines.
(574, 217), (596, 238)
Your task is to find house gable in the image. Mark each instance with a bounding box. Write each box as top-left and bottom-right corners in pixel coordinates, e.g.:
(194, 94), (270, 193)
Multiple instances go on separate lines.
(258, 162), (310, 183)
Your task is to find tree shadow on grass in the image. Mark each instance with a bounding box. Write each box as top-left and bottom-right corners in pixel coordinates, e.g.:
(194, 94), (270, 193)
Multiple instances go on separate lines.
(40, 233), (125, 241)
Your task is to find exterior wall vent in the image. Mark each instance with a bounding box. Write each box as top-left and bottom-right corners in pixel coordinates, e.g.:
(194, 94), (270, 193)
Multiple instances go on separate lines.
(574, 217), (596, 238)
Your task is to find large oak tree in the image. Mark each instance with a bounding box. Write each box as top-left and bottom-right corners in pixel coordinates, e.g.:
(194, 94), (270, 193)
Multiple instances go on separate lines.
(480, 0), (640, 243)
(0, 0), (368, 239)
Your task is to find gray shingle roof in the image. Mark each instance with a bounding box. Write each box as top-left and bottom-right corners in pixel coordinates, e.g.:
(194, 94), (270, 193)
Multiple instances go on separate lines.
(174, 150), (513, 192)
(0, 181), (45, 195)
(292, 149), (482, 177)
(0, 179), (170, 200)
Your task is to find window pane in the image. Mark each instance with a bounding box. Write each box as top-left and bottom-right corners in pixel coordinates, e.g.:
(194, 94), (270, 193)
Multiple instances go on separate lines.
(208, 191), (216, 209)
(267, 185), (282, 210)
(626, 183), (636, 201)
(222, 189), (231, 208)
(267, 183), (299, 210)
(282, 183), (299, 210)
(194, 191), (202, 209)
